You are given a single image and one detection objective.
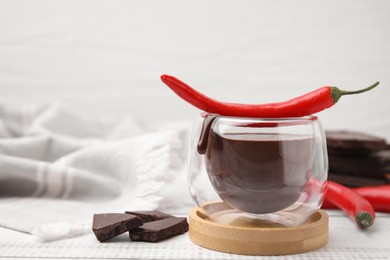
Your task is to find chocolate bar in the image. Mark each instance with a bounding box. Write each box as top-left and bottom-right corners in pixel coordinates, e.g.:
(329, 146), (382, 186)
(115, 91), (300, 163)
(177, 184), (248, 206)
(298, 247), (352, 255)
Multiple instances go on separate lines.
(328, 172), (389, 188)
(325, 130), (390, 187)
(125, 210), (172, 223)
(129, 217), (189, 242)
(326, 130), (388, 155)
(328, 150), (390, 178)
(92, 213), (143, 242)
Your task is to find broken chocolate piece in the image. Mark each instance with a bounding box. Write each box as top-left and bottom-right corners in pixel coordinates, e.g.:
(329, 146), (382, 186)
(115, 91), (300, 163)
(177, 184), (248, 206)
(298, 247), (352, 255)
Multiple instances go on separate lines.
(93, 213), (143, 242)
(125, 210), (172, 223)
(129, 217), (188, 242)
(328, 172), (389, 188)
(328, 150), (390, 178)
(326, 130), (388, 154)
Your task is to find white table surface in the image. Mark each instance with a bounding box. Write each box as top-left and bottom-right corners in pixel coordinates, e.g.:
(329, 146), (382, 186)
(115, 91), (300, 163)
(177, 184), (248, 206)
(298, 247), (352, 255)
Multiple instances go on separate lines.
(0, 210), (389, 260)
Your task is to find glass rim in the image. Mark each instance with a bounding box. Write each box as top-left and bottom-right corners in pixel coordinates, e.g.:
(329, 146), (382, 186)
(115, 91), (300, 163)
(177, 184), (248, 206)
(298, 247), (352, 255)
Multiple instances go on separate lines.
(201, 113), (318, 122)
(202, 114), (319, 128)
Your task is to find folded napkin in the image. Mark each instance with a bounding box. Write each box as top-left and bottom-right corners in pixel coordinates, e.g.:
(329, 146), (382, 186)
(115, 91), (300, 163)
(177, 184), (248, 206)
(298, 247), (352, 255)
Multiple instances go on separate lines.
(0, 102), (193, 241)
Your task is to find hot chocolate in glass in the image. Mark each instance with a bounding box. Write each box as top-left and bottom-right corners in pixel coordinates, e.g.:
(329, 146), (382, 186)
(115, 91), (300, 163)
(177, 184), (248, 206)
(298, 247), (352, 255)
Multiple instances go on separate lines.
(189, 114), (328, 226)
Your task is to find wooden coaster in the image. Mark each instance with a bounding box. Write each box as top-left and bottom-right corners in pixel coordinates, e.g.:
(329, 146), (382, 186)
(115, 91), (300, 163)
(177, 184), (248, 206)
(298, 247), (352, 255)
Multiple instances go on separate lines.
(189, 202), (329, 256)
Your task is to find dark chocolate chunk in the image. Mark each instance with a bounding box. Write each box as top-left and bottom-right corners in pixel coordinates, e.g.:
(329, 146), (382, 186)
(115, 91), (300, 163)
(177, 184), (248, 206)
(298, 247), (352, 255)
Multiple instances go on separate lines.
(93, 213), (143, 242)
(326, 130), (388, 154)
(129, 217), (188, 242)
(328, 172), (389, 188)
(125, 210), (172, 223)
(328, 150), (390, 178)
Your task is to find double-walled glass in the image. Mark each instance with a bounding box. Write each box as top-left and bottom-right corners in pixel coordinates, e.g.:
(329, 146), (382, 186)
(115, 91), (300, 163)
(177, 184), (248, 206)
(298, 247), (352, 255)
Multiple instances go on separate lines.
(188, 114), (328, 227)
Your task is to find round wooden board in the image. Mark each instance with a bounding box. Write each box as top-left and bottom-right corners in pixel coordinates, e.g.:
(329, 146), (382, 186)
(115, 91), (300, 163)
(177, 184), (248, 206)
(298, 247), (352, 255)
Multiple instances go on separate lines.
(189, 202), (329, 256)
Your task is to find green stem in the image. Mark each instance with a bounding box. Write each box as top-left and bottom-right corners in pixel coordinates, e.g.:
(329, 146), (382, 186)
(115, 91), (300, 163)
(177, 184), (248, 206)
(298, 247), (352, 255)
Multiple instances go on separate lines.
(331, 81), (380, 103)
(355, 211), (374, 229)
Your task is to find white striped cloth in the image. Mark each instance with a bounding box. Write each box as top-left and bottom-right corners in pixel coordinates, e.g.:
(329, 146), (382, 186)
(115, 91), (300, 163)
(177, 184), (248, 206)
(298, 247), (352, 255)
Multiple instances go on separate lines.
(0, 102), (193, 241)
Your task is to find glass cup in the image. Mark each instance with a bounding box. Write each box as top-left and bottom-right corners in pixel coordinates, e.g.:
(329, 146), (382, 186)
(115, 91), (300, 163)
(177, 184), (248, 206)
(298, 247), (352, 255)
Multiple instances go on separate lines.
(188, 114), (328, 227)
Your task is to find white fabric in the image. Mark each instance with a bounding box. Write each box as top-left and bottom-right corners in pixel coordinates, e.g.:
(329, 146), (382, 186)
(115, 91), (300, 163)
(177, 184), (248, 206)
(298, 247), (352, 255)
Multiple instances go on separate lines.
(0, 102), (193, 241)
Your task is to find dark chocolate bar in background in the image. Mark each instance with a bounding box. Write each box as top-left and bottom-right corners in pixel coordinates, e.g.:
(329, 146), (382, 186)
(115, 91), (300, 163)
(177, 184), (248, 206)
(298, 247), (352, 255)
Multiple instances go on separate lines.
(326, 130), (388, 156)
(129, 217), (189, 242)
(328, 172), (389, 188)
(328, 150), (390, 178)
(325, 130), (390, 188)
(125, 210), (172, 223)
(92, 213), (143, 242)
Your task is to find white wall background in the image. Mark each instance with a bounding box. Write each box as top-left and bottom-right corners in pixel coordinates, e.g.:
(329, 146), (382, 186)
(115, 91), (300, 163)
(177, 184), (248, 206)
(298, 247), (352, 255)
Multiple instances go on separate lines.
(0, 0), (389, 139)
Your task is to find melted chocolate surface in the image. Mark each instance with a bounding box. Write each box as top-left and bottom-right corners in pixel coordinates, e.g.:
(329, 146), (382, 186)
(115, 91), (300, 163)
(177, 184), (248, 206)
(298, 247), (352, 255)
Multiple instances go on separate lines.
(198, 116), (314, 214)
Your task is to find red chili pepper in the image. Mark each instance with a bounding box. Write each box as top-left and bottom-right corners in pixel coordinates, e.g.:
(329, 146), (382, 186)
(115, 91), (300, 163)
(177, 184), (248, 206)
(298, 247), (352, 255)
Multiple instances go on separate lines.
(323, 185), (390, 213)
(321, 198), (338, 210)
(354, 185), (390, 213)
(324, 180), (376, 229)
(160, 74), (379, 118)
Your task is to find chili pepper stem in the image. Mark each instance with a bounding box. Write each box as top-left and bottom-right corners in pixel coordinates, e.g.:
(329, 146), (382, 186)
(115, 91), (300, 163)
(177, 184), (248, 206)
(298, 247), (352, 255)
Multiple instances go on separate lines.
(355, 212), (374, 229)
(331, 81), (380, 103)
